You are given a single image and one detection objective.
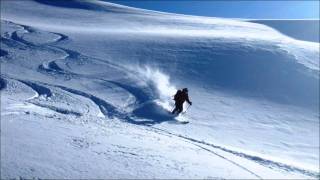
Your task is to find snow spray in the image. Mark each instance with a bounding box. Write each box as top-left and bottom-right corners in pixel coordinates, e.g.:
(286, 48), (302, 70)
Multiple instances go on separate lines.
(136, 66), (176, 110)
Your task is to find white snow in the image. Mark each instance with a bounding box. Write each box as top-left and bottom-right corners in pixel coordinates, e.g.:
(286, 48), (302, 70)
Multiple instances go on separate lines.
(1, 0), (319, 179)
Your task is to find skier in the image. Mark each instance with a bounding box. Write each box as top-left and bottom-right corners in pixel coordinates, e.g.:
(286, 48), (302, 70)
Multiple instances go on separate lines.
(172, 88), (192, 115)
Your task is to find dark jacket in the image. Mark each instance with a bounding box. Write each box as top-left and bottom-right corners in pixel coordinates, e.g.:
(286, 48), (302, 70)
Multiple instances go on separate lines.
(174, 90), (191, 105)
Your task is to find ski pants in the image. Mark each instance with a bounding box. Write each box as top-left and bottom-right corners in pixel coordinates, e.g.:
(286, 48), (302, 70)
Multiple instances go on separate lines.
(172, 102), (183, 114)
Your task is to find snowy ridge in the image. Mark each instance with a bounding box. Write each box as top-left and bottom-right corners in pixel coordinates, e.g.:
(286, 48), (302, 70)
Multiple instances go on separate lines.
(1, 0), (319, 179)
(2, 0), (319, 74)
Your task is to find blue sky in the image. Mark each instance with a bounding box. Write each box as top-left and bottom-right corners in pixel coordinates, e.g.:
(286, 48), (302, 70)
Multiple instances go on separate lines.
(108, 1), (319, 19)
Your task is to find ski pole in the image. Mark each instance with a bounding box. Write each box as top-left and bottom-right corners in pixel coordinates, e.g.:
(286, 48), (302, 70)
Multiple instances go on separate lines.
(182, 104), (191, 114)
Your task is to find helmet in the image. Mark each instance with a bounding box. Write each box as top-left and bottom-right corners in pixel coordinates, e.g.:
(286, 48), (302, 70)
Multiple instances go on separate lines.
(182, 88), (188, 92)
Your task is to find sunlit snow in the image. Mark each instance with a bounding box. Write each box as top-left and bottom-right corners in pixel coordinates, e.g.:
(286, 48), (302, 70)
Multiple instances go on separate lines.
(1, 0), (319, 179)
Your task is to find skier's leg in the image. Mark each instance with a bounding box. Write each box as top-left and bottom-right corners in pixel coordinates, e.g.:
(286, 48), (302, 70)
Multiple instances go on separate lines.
(172, 102), (178, 114)
(177, 103), (183, 114)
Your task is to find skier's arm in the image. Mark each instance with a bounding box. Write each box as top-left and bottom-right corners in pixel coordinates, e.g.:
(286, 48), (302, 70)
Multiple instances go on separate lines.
(186, 95), (192, 105)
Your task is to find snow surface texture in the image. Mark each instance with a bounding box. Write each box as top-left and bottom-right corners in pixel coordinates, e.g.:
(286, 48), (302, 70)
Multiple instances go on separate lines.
(1, 0), (319, 179)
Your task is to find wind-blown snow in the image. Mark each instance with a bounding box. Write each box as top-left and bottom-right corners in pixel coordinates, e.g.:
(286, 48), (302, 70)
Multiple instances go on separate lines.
(137, 66), (177, 108)
(1, 0), (319, 179)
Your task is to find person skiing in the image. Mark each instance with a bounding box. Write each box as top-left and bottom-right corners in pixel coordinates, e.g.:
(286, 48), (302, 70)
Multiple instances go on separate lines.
(172, 88), (192, 115)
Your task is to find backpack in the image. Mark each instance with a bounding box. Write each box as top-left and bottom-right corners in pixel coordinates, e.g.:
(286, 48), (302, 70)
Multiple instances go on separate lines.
(174, 90), (182, 101)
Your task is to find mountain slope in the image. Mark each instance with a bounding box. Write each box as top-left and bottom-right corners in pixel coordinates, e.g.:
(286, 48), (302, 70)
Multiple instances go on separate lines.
(1, 0), (319, 178)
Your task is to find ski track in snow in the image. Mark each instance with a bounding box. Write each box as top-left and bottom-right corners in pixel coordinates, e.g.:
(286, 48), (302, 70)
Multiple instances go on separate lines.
(1, 15), (318, 179)
(150, 127), (319, 178)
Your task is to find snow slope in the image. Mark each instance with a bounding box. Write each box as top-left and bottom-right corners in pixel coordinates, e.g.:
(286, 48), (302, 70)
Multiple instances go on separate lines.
(1, 0), (319, 179)
(252, 20), (319, 43)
